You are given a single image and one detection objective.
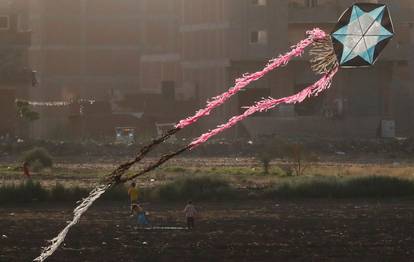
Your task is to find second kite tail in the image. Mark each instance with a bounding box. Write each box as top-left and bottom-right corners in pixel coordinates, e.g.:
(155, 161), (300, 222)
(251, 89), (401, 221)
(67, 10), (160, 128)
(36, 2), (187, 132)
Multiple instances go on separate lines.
(189, 66), (339, 149)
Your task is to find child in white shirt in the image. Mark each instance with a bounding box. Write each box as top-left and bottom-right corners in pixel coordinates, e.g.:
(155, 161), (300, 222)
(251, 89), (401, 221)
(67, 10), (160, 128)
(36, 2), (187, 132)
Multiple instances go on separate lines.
(183, 200), (197, 229)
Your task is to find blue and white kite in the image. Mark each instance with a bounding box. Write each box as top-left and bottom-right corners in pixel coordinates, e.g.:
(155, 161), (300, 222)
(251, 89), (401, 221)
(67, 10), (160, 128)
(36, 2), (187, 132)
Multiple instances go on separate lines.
(331, 3), (394, 67)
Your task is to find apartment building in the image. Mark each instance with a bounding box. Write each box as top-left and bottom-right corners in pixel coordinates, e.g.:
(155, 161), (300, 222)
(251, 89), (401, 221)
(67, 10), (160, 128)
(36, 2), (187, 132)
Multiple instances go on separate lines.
(0, 0), (32, 136)
(272, 0), (414, 138)
(28, 0), (142, 100)
(27, 0), (143, 138)
(23, 0), (414, 140)
(171, 0), (414, 139)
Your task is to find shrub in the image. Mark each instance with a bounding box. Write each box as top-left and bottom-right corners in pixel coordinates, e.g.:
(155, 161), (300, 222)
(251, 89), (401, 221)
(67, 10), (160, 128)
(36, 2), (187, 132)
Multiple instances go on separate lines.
(2, 176), (414, 204)
(0, 180), (48, 204)
(284, 143), (318, 176)
(162, 166), (187, 173)
(21, 147), (53, 169)
(102, 185), (130, 201)
(16, 100), (40, 122)
(155, 175), (237, 202)
(345, 176), (414, 198)
(50, 183), (89, 201)
(255, 139), (285, 174)
(264, 176), (414, 199)
(206, 167), (257, 176)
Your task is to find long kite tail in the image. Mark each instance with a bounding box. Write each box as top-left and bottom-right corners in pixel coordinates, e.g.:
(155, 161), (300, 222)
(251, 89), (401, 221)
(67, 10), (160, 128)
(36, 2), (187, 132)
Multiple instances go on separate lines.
(175, 28), (327, 129)
(189, 67), (339, 148)
(107, 28), (327, 183)
(33, 184), (111, 262)
(121, 66), (338, 183)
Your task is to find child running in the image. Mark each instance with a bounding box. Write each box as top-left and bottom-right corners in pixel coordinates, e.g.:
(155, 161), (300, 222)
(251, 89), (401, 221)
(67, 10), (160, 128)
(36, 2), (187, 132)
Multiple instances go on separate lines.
(183, 200), (197, 230)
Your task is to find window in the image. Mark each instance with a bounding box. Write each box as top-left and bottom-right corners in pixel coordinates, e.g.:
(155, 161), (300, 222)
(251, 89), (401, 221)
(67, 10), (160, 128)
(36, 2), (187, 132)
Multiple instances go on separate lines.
(250, 30), (268, 44)
(252, 0), (267, 6)
(17, 14), (30, 32)
(0, 16), (9, 30)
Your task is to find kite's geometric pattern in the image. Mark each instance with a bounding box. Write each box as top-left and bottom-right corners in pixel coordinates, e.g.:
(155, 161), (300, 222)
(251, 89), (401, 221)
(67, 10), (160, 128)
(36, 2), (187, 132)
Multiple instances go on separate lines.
(331, 3), (394, 67)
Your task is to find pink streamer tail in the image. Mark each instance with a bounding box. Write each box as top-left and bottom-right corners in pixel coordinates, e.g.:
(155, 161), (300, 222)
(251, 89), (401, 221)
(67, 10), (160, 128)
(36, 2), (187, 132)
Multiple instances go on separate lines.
(189, 66), (339, 148)
(175, 28), (327, 129)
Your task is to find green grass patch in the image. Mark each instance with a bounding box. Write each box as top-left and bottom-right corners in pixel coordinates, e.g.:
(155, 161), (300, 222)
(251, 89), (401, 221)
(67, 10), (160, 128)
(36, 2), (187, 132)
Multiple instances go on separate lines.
(203, 166), (285, 176)
(0, 165), (21, 177)
(3, 175), (414, 204)
(265, 175), (414, 199)
(162, 166), (188, 173)
(0, 180), (49, 203)
(152, 175), (238, 202)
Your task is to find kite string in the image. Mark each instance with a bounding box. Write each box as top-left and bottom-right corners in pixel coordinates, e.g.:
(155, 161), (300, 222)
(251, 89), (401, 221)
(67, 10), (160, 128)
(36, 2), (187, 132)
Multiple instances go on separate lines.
(189, 66), (339, 148)
(175, 28), (327, 129)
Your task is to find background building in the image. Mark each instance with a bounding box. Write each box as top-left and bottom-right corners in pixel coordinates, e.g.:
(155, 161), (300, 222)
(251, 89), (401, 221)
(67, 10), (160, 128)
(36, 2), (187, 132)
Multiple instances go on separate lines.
(0, 0), (32, 136)
(143, 0), (414, 139)
(19, 0), (414, 140)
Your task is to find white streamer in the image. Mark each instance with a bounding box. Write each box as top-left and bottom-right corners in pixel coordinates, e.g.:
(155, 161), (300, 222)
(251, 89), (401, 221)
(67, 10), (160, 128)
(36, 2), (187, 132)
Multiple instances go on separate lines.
(33, 183), (111, 262)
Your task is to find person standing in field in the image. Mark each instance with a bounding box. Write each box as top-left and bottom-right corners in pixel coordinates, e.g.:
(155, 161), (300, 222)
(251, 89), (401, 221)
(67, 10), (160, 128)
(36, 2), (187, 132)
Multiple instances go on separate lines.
(183, 200), (197, 230)
(128, 182), (139, 214)
(22, 162), (31, 178)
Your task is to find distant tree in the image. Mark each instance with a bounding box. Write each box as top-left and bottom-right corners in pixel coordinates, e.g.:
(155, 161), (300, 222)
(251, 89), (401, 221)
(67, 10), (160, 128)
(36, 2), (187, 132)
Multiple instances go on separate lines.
(21, 147), (53, 171)
(255, 138), (285, 174)
(16, 100), (40, 122)
(16, 100), (40, 138)
(284, 143), (318, 176)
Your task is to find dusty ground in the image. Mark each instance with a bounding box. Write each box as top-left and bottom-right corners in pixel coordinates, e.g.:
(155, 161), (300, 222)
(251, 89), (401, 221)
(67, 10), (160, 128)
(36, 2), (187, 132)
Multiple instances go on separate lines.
(2, 200), (414, 262)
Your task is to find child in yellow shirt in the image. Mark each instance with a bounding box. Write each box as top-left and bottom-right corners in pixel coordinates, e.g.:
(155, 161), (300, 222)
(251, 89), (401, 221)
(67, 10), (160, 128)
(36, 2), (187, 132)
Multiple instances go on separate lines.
(128, 182), (139, 214)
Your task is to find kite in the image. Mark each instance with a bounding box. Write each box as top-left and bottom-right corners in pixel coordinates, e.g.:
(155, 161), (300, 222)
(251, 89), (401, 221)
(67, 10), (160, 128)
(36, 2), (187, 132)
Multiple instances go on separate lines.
(34, 3), (393, 261)
(331, 3), (394, 67)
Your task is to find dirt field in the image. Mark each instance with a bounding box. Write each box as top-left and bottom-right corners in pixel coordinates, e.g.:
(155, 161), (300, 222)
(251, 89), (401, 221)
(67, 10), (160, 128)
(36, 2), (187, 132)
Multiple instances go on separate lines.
(2, 199), (414, 262)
